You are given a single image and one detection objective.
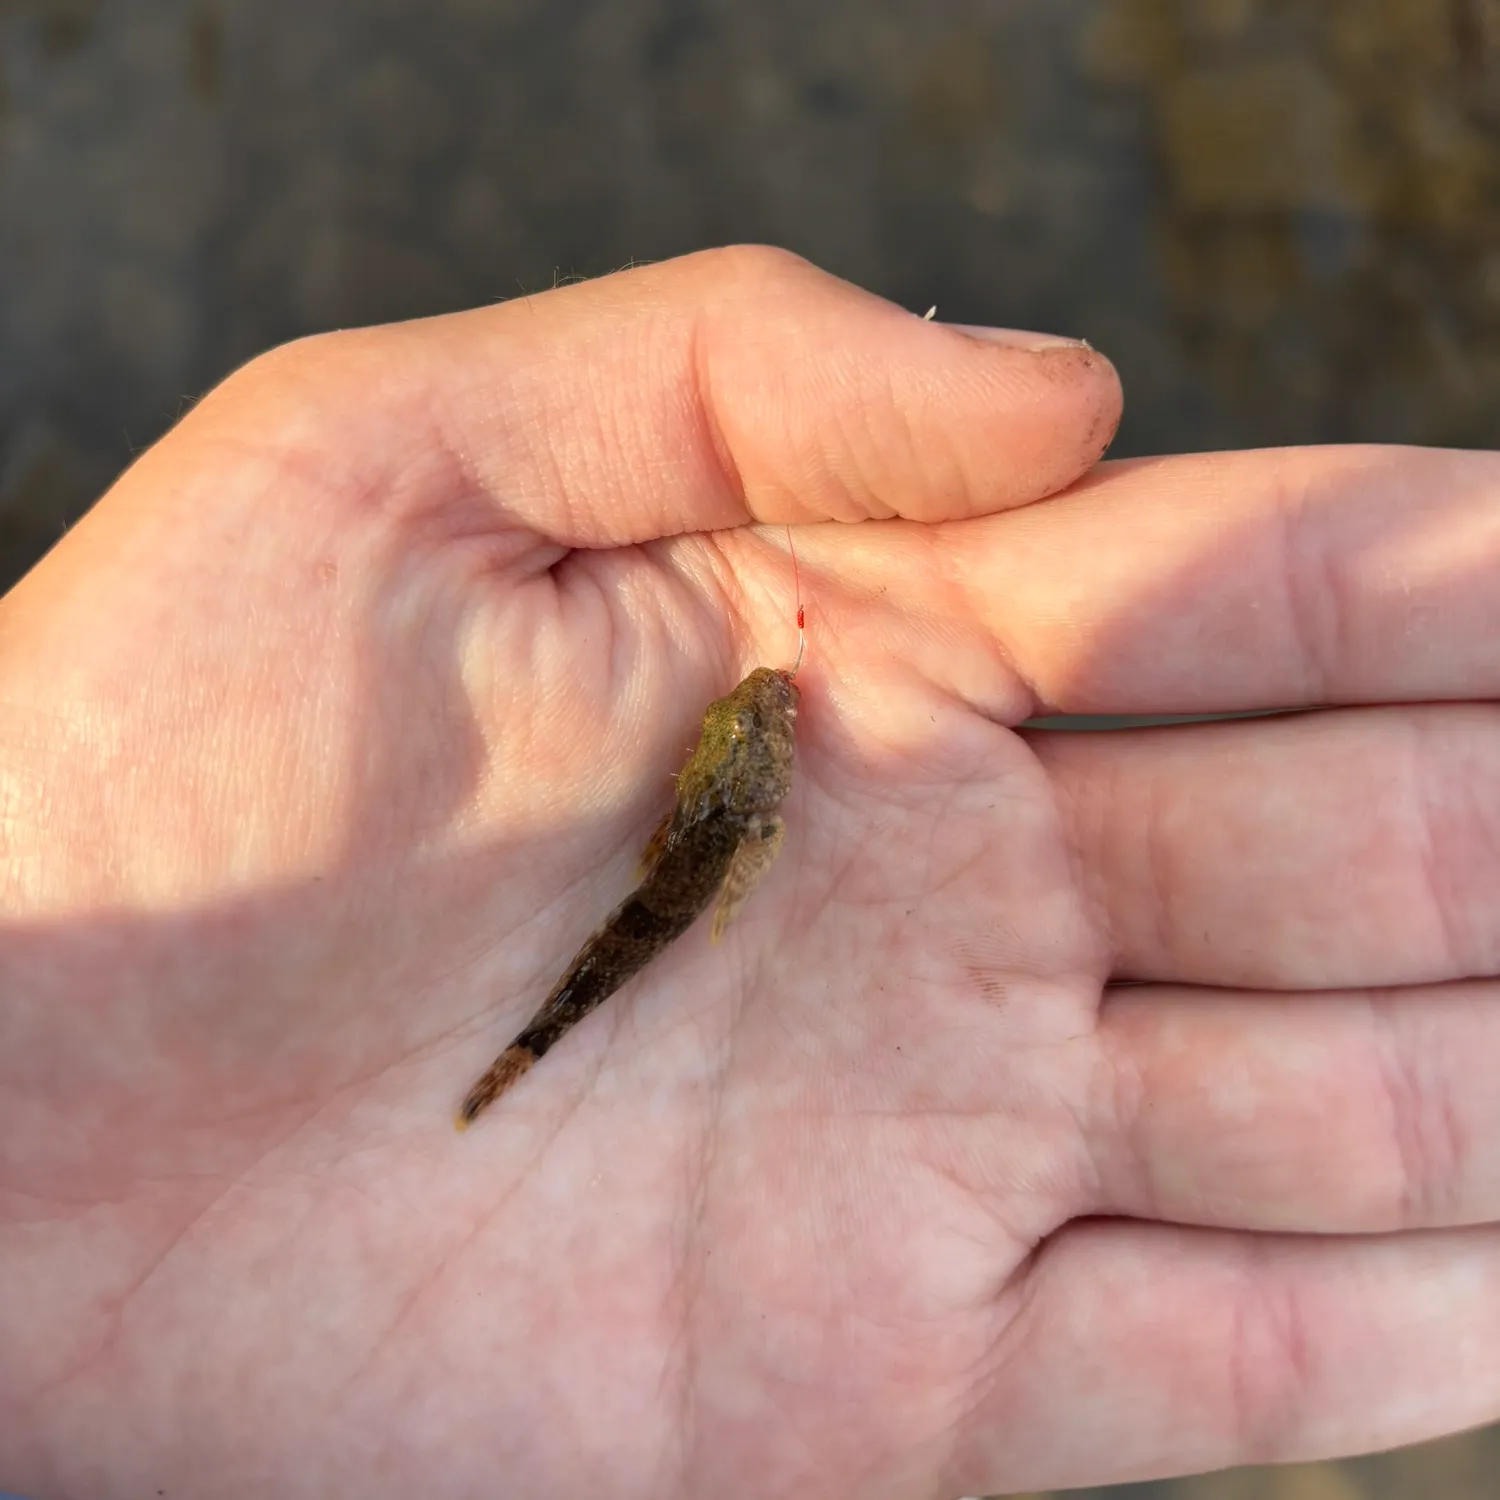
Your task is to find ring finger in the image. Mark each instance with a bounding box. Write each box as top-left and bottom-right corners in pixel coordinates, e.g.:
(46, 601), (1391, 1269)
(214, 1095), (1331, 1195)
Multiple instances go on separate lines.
(1085, 976), (1500, 1233)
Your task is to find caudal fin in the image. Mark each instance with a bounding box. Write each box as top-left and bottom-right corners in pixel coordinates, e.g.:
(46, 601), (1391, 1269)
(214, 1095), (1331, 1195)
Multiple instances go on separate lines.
(454, 1042), (539, 1130)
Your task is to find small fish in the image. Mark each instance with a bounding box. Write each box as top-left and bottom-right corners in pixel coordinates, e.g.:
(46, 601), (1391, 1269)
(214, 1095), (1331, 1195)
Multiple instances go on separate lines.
(457, 665), (799, 1127)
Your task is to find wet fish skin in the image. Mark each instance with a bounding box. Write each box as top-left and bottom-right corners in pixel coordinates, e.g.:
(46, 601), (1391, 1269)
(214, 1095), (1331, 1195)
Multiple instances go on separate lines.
(457, 666), (798, 1127)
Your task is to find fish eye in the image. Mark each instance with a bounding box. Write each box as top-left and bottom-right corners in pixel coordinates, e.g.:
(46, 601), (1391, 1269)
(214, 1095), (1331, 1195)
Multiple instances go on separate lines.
(732, 711), (752, 739)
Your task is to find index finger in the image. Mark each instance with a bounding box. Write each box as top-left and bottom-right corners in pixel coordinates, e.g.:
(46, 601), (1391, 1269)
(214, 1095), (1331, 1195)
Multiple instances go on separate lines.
(981, 444), (1500, 714)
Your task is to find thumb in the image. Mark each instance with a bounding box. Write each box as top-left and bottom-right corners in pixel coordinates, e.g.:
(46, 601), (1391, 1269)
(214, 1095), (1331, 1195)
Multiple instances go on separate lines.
(179, 245), (1124, 549)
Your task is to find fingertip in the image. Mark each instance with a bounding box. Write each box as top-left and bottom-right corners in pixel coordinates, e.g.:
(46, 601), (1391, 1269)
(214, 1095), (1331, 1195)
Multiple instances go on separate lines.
(945, 323), (1094, 352)
(696, 263), (1124, 525)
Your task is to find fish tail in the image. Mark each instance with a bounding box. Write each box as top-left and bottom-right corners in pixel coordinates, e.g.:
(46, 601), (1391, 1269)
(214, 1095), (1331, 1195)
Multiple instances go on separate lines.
(456, 897), (691, 1129)
(454, 1041), (540, 1130)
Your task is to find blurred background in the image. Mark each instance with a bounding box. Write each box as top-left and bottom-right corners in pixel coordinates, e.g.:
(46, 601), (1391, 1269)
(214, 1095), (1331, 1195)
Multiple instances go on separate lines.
(1, 0), (1499, 1494)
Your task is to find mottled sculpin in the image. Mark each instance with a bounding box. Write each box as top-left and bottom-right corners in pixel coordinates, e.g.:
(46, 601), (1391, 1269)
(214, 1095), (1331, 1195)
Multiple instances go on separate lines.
(457, 665), (799, 1127)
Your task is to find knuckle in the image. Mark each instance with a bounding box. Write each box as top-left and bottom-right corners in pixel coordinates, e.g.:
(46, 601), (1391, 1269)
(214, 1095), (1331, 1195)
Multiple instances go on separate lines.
(1224, 1255), (1319, 1462)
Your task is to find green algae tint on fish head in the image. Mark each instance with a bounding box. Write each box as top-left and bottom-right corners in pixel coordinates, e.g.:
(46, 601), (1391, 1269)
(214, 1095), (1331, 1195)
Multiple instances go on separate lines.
(675, 666), (799, 825)
(456, 663), (800, 1129)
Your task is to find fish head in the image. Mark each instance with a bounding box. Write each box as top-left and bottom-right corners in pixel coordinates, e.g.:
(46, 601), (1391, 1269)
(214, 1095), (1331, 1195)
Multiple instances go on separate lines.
(681, 666), (799, 819)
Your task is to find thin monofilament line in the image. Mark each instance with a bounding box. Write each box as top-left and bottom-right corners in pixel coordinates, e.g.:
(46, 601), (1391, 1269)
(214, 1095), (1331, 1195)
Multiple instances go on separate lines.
(786, 521), (805, 675)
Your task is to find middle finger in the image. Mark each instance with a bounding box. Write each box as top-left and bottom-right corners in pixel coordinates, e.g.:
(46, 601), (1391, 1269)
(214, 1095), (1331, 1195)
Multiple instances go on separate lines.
(1030, 704), (1500, 990)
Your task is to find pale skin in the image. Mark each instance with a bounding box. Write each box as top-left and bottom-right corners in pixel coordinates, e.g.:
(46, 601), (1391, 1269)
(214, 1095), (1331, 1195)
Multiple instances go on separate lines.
(2, 246), (1500, 1500)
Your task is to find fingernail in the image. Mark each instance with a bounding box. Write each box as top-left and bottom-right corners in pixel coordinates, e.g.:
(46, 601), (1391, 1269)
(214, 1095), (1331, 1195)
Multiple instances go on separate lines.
(947, 323), (1092, 351)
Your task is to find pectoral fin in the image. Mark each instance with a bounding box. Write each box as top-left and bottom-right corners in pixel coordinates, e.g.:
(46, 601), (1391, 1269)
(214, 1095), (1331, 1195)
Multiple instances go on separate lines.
(636, 810), (675, 878)
(711, 814), (785, 942)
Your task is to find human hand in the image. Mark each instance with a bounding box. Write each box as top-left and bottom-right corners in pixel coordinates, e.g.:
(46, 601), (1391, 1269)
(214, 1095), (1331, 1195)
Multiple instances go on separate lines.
(2, 247), (1496, 1500)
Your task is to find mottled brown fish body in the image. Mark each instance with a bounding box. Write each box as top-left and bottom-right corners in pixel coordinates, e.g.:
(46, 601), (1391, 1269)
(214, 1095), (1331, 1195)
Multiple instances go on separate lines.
(458, 667), (798, 1127)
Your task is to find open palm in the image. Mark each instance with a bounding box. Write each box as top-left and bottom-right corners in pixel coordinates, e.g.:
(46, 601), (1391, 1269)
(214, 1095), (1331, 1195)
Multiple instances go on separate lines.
(4, 249), (1500, 1500)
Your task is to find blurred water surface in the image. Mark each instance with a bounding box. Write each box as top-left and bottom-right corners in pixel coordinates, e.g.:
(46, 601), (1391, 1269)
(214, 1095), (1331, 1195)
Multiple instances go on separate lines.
(1, 1), (1498, 1495)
